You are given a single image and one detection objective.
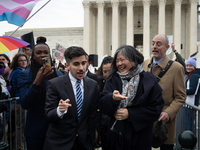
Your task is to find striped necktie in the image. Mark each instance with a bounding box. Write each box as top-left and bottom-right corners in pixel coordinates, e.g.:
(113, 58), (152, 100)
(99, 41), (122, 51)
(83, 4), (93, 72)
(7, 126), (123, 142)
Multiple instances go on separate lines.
(76, 79), (82, 119)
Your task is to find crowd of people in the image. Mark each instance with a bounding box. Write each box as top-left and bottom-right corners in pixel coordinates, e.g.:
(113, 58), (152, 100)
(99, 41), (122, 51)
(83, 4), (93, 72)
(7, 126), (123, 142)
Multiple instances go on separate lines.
(0, 34), (199, 150)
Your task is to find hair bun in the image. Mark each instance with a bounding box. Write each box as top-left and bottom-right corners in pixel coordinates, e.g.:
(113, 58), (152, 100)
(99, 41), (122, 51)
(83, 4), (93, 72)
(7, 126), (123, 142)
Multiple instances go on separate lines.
(36, 36), (46, 44)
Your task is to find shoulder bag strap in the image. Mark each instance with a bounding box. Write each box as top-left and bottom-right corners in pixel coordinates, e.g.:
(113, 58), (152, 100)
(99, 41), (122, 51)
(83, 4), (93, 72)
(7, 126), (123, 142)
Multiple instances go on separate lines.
(157, 60), (174, 82)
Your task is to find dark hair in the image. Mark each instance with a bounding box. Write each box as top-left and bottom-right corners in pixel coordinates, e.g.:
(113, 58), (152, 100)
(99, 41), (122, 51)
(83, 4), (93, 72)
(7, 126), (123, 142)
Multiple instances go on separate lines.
(99, 56), (113, 92)
(108, 45), (144, 79)
(57, 64), (65, 70)
(99, 56), (113, 76)
(33, 36), (50, 50)
(29, 36), (58, 97)
(30, 36), (57, 81)
(64, 46), (87, 64)
(0, 54), (11, 67)
(22, 47), (26, 51)
(10, 53), (28, 70)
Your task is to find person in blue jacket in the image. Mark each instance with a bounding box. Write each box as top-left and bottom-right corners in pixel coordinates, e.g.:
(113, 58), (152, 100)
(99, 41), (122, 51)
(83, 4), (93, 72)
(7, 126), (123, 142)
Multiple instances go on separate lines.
(17, 36), (62, 150)
(182, 56), (200, 134)
(100, 45), (164, 150)
(11, 53), (28, 97)
(10, 53), (28, 149)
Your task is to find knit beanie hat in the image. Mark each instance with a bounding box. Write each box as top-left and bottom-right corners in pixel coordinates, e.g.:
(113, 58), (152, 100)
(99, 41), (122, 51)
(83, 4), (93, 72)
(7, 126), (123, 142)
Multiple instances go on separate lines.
(186, 56), (196, 68)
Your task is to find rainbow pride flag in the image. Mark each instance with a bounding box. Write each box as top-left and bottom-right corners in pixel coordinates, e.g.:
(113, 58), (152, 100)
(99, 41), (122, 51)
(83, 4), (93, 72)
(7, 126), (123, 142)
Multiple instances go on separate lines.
(0, 0), (41, 26)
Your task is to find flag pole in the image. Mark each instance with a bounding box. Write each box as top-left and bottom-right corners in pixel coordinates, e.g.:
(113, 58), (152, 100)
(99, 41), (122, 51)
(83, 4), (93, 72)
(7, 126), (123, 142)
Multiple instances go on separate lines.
(9, 0), (51, 36)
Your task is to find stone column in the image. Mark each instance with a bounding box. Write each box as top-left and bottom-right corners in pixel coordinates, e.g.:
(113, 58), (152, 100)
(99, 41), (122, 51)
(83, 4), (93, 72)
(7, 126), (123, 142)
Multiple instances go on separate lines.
(158, 0), (166, 34)
(111, 0), (120, 56)
(174, 0), (182, 53)
(143, 0), (151, 59)
(126, 0), (134, 46)
(185, 3), (190, 57)
(83, 1), (92, 54)
(97, 1), (106, 65)
(189, 0), (198, 55)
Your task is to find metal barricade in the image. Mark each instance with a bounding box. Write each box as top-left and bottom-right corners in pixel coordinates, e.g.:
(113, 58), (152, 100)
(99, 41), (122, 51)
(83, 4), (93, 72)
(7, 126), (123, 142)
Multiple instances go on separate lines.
(175, 102), (200, 150)
(1, 97), (198, 150)
(0, 97), (26, 150)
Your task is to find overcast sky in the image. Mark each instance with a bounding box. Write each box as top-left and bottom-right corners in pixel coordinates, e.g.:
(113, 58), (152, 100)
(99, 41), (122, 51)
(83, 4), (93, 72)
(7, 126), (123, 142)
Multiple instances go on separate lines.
(0, 0), (84, 36)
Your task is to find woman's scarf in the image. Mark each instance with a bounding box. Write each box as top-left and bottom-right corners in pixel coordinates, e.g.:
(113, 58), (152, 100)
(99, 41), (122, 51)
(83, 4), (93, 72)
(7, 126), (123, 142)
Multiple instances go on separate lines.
(117, 64), (143, 108)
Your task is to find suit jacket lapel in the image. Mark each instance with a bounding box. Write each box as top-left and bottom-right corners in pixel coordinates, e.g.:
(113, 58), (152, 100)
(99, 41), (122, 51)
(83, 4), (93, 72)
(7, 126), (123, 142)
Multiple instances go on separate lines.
(64, 73), (78, 120)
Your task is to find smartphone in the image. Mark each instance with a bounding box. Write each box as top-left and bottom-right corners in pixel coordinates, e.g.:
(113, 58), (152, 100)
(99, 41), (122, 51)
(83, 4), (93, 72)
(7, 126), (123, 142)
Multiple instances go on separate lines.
(42, 57), (52, 71)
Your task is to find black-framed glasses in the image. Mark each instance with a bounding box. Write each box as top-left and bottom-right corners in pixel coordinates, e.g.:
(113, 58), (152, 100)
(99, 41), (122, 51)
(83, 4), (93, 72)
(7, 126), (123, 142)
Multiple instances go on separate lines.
(19, 60), (27, 62)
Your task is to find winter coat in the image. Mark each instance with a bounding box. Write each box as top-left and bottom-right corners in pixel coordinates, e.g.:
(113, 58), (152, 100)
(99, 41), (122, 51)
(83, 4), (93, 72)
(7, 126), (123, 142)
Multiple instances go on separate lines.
(17, 68), (62, 138)
(185, 68), (200, 106)
(100, 71), (164, 150)
(143, 55), (186, 144)
(11, 67), (24, 104)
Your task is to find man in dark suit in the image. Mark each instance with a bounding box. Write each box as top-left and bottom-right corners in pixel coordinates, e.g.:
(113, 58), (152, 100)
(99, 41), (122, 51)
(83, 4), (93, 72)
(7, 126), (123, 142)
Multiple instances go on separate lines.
(43, 46), (99, 150)
(85, 55), (99, 83)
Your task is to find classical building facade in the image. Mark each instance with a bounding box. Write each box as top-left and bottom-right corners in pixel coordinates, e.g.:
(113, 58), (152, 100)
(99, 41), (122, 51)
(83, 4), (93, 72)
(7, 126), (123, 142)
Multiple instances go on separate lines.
(83, 0), (200, 65)
(4, 0), (200, 66)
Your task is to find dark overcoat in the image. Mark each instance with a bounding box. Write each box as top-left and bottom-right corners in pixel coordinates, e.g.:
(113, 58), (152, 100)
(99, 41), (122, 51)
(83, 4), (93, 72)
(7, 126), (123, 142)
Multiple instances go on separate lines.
(100, 71), (164, 150)
(43, 73), (99, 150)
(18, 68), (62, 138)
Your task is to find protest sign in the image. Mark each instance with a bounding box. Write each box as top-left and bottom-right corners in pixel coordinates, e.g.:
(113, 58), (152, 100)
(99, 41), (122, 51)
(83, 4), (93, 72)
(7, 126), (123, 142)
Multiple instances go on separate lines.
(166, 35), (173, 55)
(55, 43), (65, 61)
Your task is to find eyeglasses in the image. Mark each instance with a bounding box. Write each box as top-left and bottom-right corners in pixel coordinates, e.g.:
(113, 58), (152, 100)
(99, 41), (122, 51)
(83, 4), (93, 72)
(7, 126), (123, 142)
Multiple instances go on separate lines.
(19, 60), (27, 62)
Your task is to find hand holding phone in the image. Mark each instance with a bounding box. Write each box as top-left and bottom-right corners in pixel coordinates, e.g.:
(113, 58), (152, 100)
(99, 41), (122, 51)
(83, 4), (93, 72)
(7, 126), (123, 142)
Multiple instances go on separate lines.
(42, 57), (52, 72)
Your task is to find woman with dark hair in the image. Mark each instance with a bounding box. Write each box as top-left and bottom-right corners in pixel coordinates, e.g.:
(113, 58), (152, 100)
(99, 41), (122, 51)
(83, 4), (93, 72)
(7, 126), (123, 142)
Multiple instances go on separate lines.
(17, 37), (62, 150)
(97, 56), (113, 150)
(100, 45), (164, 150)
(9, 53), (28, 149)
(0, 54), (11, 80)
(99, 56), (113, 92)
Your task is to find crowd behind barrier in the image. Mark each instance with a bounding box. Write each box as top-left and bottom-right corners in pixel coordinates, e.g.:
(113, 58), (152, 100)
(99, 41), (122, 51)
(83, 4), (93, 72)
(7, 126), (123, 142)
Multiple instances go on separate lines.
(0, 97), (26, 150)
(0, 96), (199, 150)
(0, 38), (199, 149)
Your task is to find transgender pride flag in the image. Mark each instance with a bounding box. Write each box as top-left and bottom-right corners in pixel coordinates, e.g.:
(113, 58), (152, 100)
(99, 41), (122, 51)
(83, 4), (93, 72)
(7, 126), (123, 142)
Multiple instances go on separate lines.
(0, 0), (41, 26)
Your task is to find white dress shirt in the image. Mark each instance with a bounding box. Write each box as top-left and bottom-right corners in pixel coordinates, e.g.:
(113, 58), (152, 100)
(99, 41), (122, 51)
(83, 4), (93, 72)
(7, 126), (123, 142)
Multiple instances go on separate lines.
(57, 71), (84, 117)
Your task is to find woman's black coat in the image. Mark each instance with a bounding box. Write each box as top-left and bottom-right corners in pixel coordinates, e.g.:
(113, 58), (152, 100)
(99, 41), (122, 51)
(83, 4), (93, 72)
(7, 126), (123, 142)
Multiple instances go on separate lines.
(100, 71), (164, 150)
